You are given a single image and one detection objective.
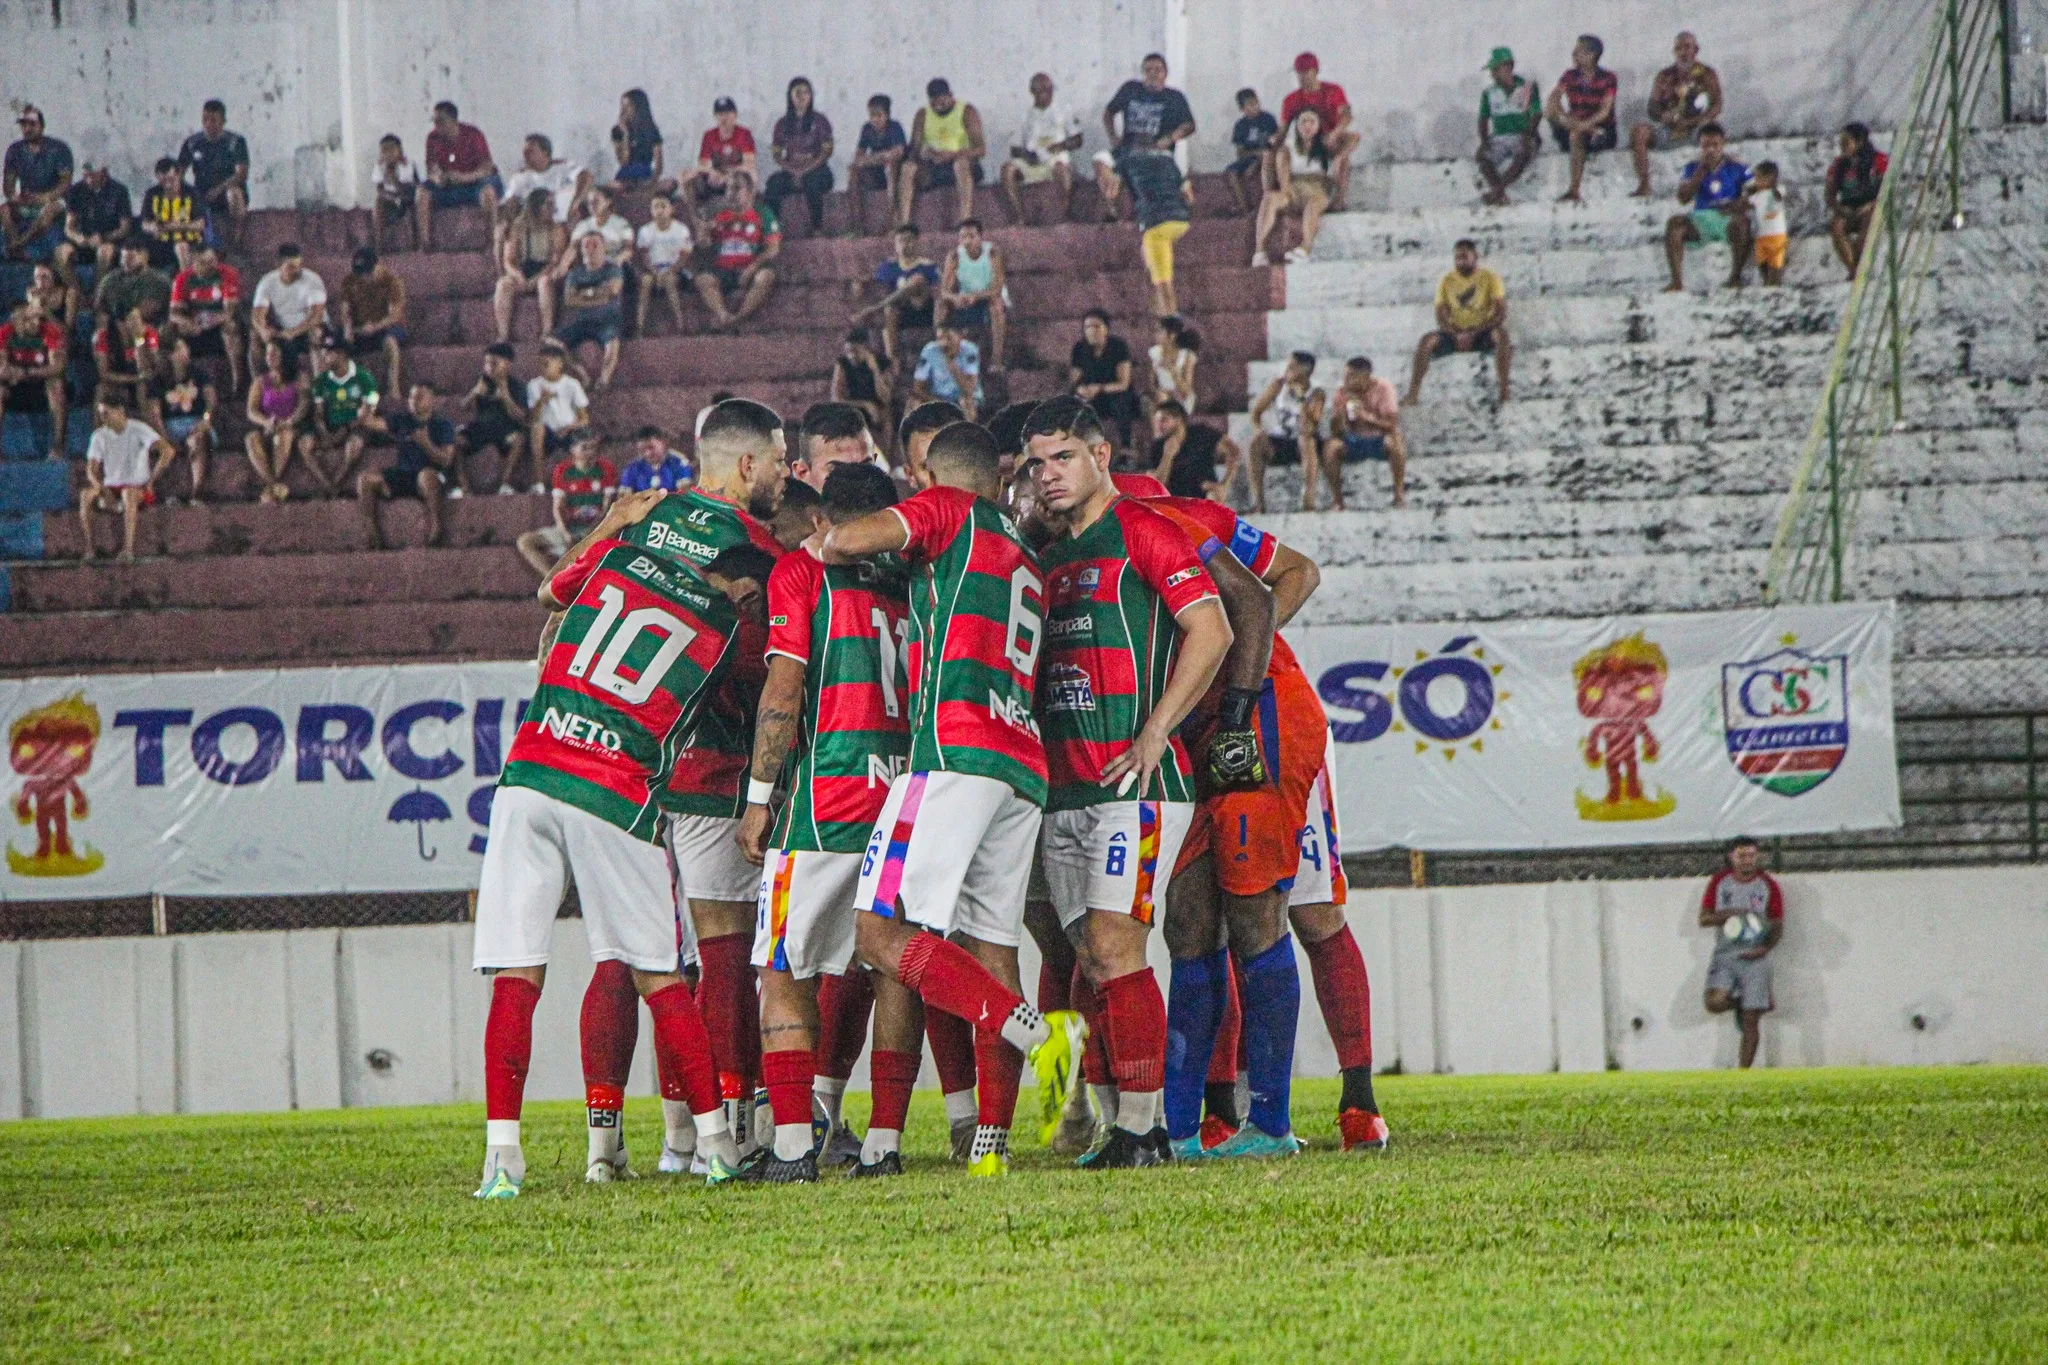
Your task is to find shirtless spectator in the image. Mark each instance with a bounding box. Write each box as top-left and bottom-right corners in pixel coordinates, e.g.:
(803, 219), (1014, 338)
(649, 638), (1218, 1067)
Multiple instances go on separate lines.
(248, 243), (327, 378)
(56, 161), (132, 286)
(1248, 350), (1325, 514)
(1095, 54), (1195, 224)
(1324, 355), (1407, 509)
(1282, 53), (1361, 210)
(1477, 48), (1542, 206)
(849, 95), (908, 236)
(937, 218), (1007, 369)
(850, 223), (939, 365)
(177, 100), (250, 248)
(1544, 35), (1618, 204)
(454, 342), (530, 496)
(1406, 239), (1511, 406)
(694, 174), (780, 331)
(3, 106), (72, 262)
(359, 382), (455, 548)
(900, 79), (987, 226)
(830, 328), (894, 438)
(0, 297), (68, 460)
(337, 247), (408, 394)
(370, 133), (422, 251)
(1001, 72), (1083, 225)
(168, 244), (244, 393)
(685, 97), (757, 220)
(417, 101), (501, 254)
(1631, 32), (1723, 197)
(499, 133), (590, 259)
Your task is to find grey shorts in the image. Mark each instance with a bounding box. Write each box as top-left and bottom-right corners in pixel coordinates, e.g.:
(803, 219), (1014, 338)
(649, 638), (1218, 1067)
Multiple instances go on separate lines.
(1479, 136), (1535, 173)
(1707, 953), (1773, 1011)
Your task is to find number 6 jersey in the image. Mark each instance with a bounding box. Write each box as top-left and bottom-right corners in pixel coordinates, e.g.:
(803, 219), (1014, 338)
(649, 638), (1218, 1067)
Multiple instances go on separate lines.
(501, 539), (746, 842)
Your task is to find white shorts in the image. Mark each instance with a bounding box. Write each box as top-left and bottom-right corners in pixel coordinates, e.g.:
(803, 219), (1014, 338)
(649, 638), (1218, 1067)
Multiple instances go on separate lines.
(663, 837), (701, 968)
(529, 525), (572, 560)
(1289, 729), (1348, 908)
(753, 847), (862, 979)
(1041, 799), (1195, 932)
(471, 785), (679, 973)
(854, 770), (1042, 947)
(667, 811), (759, 904)
(1006, 151), (1072, 184)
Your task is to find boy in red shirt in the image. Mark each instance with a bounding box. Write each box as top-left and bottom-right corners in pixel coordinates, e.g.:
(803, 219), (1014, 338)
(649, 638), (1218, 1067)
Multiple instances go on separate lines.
(515, 430), (616, 577)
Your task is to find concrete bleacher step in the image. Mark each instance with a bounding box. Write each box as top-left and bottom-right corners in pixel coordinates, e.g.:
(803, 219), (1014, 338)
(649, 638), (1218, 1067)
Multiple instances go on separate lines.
(7, 545), (531, 614)
(34, 490), (542, 561)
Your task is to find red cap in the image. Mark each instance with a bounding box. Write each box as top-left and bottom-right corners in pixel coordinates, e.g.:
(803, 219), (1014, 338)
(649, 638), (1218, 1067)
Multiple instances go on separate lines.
(1111, 473), (1170, 499)
(1293, 52), (1319, 74)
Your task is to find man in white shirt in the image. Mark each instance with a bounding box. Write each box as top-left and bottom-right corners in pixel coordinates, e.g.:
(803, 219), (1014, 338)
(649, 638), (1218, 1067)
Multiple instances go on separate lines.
(247, 242), (327, 381)
(1000, 72), (1083, 225)
(635, 192), (694, 335)
(77, 390), (174, 560)
(499, 133), (591, 257)
(524, 342), (591, 481)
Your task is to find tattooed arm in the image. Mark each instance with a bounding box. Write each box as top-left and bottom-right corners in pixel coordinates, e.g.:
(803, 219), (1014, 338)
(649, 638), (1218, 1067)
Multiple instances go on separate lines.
(735, 653), (807, 865)
(536, 611), (564, 667)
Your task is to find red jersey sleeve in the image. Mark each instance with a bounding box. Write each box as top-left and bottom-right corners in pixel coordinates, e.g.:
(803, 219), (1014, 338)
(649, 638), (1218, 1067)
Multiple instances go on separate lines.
(548, 460), (575, 494)
(1158, 495), (1279, 577)
(220, 265), (243, 303)
(889, 485), (967, 566)
(697, 129), (721, 163)
(1701, 870), (1725, 912)
(1765, 875), (1785, 920)
(546, 536), (619, 606)
(170, 273), (193, 306)
(735, 127), (757, 156)
(765, 551), (822, 665)
(1280, 90), (1305, 126)
(1118, 501), (1217, 616)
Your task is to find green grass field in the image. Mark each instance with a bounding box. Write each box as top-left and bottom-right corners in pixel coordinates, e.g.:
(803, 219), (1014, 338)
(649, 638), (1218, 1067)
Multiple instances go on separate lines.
(3, 1068), (2046, 1362)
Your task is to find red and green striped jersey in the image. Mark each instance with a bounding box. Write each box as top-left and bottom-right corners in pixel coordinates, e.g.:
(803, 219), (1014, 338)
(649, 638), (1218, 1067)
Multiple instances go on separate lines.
(764, 551), (912, 852)
(1037, 497), (1219, 811)
(502, 540), (743, 840)
(618, 485), (784, 569)
(889, 484), (1048, 805)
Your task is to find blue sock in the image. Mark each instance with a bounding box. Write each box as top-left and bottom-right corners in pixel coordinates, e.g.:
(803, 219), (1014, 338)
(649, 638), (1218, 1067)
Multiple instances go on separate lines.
(1239, 935), (1301, 1138)
(1164, 948), (1229, 1140)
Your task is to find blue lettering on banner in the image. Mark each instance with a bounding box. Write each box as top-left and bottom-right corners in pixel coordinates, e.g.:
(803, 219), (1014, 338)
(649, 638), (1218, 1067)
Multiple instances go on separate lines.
(191, 707), (287, 786)
(296, 704), (375, 782)
(383, 699), (465, 781)
(472, 698), (505, 778)
(1399, 656), (1493, 742)
(468, 784), (496, 855)
(112, 709), (194, 785)
(1316, 662), (1393, 743)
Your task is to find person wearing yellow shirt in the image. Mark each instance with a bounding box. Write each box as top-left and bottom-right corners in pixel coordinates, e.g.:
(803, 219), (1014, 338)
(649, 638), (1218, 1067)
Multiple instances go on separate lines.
(900, 78), (986, 226)
(1405, 238), (1511, 406)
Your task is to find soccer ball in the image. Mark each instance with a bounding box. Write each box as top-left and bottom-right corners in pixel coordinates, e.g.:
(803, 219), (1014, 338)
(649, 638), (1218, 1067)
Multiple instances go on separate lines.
(1722, 913), (1764, 943)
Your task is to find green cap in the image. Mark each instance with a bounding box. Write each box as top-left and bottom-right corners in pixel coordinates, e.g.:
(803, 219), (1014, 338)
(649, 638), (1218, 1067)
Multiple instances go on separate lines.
(1486, 46), (1514, 69)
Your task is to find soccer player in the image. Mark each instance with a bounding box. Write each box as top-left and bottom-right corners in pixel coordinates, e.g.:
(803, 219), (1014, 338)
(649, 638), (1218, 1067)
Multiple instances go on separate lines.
(471, 489), (775, 1198)
(1022, 396), (1234, 1168)
(817, 420), (1054, 1177)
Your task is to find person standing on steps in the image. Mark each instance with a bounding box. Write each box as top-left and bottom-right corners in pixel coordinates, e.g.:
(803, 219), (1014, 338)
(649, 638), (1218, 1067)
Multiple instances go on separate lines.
(1096, 53), (1196, 224)
(1699, 836), (1783, 1069)
(1544, 35), (1617, 205)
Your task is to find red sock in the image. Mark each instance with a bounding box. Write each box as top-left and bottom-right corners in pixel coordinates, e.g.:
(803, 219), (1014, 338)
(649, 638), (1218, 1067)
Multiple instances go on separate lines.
(975, 1026), (1023, 1129)
(1207, 957), (1242, 1084)
(895, 931), (1023, 1031)
(1071, 962), (1112, 1086)
(695, 931), (759, 1100)
(762, 1048), (815, 1130)
(580, 958), (639, 1103)
(484, 975), (542, 1122)
(869, 1048), (920, 1133)
(925, 1008), (978, 1096)
(646, 981), (719, 1114)
(1302, 923), (1373, 1070)
(1036, 916), (1075, 1014)
(1102, 968), (1167, 1096)
(815, 969), (874, 1081)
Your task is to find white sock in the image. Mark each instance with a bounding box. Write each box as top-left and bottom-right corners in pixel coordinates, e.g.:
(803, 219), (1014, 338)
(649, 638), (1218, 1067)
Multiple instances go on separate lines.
(1117, 1088), (1161, 1136)
(587, 1107), (624, 1167)
(862, 1127), (901, 1165)
(662, 1099), (696, 1155)
(1089, 1084), (1120, 1124)
(813, 1075), (847, 1127)
(970, 1124), (1009, 1160)
(693, 1108), (738, 1168)
(942, 1088), (978, 1126)
(999, 1001), (1049, 1052)
(773, 1122), (813, 1161)
(484, 1119), (524, 1182)
(487, 1118), (521, 1148)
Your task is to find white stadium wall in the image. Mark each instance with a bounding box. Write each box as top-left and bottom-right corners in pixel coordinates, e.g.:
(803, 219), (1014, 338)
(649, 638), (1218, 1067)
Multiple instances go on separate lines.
(4, 864), (2045, 1120)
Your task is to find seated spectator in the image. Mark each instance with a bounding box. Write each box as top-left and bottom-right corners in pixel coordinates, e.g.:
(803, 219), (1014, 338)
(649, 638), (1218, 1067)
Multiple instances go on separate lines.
(515, 430), (616, 577)
(620, 424), (693, 493)
(1253, 108), (1335, 266)
(1094, 54), (1195, 224)
(913, 320), (982, 422)
(551, 230), (626, 391)
(830, 327), (894, 439)
(27, 262), (77, 333)
(0, 297), (68, 460)
(298, 330), (385, 498)
(337, 247), (408, 393)
(137, 158), (207, 273)
(1747, 160), (1790, 287)
(77, 390), (174, 561)
(1001, 72), (1083, 225)
(500, 133), (590, 260)
(900, 79), (986, 226)
(1147, 314), (1196, 417)
(417, 101), (501, 254)
(850, 223), (939, 364)
(1826, 122), (1888, 280)
(567, 184), (636, 309)
(1226, 87), (1280, 214)
(1323, 355), (1407, 510)
(369, 133), (422, 251)
(359, 382), (455, 548)
(793, 401), (876, 492)
(3, 106), (73, 262)
(1545, 35), (1618, 204)
(1282, 53), (1362, 210)
(1149, 399), (1239, 502)
(1699, 836), (1783, 1069)
(455, 342), (530, 496)
(609, 88), (670, 193)
(897, 398), (966, 485)
(764, 77), (835, 236)
(244, 340), (308, 502)
(1477, 47), (1542, 207)
(1067, 309), (1138, 449)
(146, 335), (215, 504)
(849, 95), (908, 237)
(937, 218), (1008, 368)
(248, 243), (328, 377)
(493, 189), (565, 344)
(1406, 238), (1512, 406)
(685, 97), (758, 218)
(177, 99), (250, 248)
(525, 342), (590, 481)
(92, 305), (162, 413)
(634, 193), (693, 335)
(94, 241), (172, 329)
(1663, 123), (1752, 292)
(1126, 146), (1190, 315)
(693, 174), (780, 330)
(1631, 32), (1723, 198)
(169, 244), (245, 393)
(1248, 350), (1325, 514)
(56, 160), (133, 286)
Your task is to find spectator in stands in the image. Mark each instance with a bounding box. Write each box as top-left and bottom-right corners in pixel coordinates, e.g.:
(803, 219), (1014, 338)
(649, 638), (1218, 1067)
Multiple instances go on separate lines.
(92, 304), (161, 413)
(1699, 836), (1783, 1069)
(1147, 314), (1196, 418)
(609, 88), (670, 194)
(1150, 399), (1239, 502)
(901, 79), (987, 226)
(1253, 107), (1335, 266)
(500, 133), (590, 260)
(94, 242), (171, 329)
(299, 330), (384, 498)
(694, 174), (780, 331)
(244, 340), (308, 502)
(1001, 72), (1083, 225)
(148, 335), (215, 504)
(3, 106), (72, 262)
(55, 160), (132, 286)
(635, 193), (693, 335)
(1283, 53), (1361, 210)
(1406, 238), (1511, 406)
(1477, 47), (1542, 207)
(850, 223), (939, 364)
(937, 218), (1007, 369)
(620, 424), (693, 493)
(897, 398), (965, 485)
(1096, 54), (1195, 223)
(850, 95), (909, 236)
(515, 429), (616, 577)
(168, 243), (243, 393)
(137, 158), (206, 273)
(493, 188), (565, 344)
(1127, 145), (1190, 315)
(359, 382), (455, 548)
(1631, 32), (1723, 198)
(454, 342), (529, 496)
(418, 101), (501, 254)
(794, 402), (875, 491)
(686, 97), (758, 219)
(370, 133), (421, 251)
(525, 342), (590, 482)
(1663, 123), (1752, 292)
(177, 99), (250, 248)
(764, 77), (835, 236)
(1067, 308), (1139, 450)
(1827, 122), (1888, 280)
(830, 327), (893, 438)
(1226, 88), (1280, 214)
(337, 247), (408, 393)
(1248, 350), (1325, 514)
(551, 230), (626, 391)
(27, 262), (75, 332)
(1324, 355), (1406, 509)
(1544, 35), (1618, 205)
(78, 390), (174, 561)
(912, 320), (981, 422)
(249, 244), (327, 380)
(1747, 161), (1790, 287)
(565, 184), (636, 321)
(0, 297), (68, 460)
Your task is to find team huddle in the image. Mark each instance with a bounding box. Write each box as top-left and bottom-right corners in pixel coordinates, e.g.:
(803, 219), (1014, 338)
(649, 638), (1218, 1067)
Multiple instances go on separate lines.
(470, 393), (1386, 1196)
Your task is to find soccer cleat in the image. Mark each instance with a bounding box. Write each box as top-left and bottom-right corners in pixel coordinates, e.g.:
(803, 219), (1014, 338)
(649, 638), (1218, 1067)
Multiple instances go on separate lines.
(1168, 1135), (1216, 1162)
(1029, 1010), (1084, 1143)
(657, 1144), (693, 1175)
(473, 1168), (522, 1200)
(1077, 1126), (1162, 1170)
(818, 1121), (864, 1168)
(1199, 1114), (1239, 1151)
(850, 1151), (904, 1179)
(688, 1151), (710, 1176)
(737, 1151), (819, 1184)
(1145, 1127), (1175, 1163)
(1052, 1111), (1101, 1156)
(999, 1001), (1050, 1053)
(702, 1151), (747, 1186)
(1339, 1108), (1391, 1153)
(1206, 1124), (1303, 1160)
(950, 1117), (977, 1163)
(966, 1152), (1010, 1178)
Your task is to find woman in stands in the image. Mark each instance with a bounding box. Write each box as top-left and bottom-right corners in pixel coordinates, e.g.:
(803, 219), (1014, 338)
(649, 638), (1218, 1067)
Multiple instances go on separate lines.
(245, 339), (308, 503)
(149, 335), (215, 504)
(1253, 107), (1334, 266)
(493, 189), (565, 344)
(609, 88), (670, 194)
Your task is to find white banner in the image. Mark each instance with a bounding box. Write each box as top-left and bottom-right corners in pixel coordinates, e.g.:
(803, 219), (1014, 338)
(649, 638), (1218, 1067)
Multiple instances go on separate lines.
(1284, 601), (1901, 851)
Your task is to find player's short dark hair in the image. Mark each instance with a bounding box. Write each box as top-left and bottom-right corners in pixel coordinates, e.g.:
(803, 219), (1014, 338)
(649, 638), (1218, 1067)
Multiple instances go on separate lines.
(699, 397), (784, 447)
(96, 387), (129, 412)
(926, 78), (951, 99)
(1843, 120), (1871, 145)
(1577, 33), (1604, 61)
(434, 101), (459, 119)
(899, 400), (965, 450)
(1346, 355), (1374, 373)
(635, 424), (665, 441)
(1143, 52), (1167, 67)
(277, 242), (303, 260)
(203, 98), (227, 116)
(925, 421), (1002, 478)
(868, 93), (892, 112)
(984, 401), (1039, 456)
(379, 132), (401, 146)
(1153, 398), (1188, 422)
(958, 216), (983, 232)
(779, 476), (823, 514)
(484, 341), (516, 361)
(1453, 237), (1477, 253)
(526, 132), (553, 156)
(1021, 394), (1108, 448)
(1725, 835), (1760, 857)
(705, 543), (778, 588)
(1083, 307), (1111, 326)
(801, 401), (869, 449)
(821, 461), (900, 519)
(1289, 349), (1317, 371)
(1699, 120), (1727, 139)
(155, 157), (179, 176)
(1235, 87), (1259, 106)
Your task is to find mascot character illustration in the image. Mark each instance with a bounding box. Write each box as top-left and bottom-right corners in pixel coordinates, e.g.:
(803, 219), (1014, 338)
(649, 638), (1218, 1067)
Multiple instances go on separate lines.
(1573, 634), (1677, 822)
(8, 692), (106, 876)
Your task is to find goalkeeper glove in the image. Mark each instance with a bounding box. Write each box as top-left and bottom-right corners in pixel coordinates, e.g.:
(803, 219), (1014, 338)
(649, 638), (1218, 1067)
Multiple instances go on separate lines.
(1205, 687), (1267, 791)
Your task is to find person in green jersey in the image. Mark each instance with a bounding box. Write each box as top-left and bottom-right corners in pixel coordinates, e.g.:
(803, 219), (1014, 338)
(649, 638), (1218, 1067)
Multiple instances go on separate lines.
(298, 329), (385, 497)
(1477, 47), (1541, 206)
